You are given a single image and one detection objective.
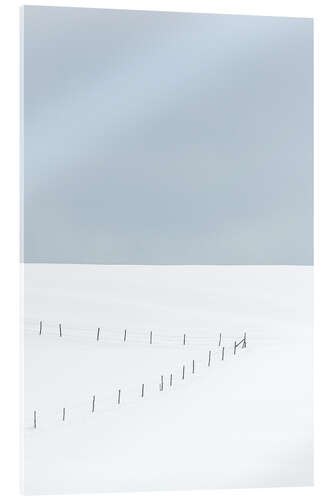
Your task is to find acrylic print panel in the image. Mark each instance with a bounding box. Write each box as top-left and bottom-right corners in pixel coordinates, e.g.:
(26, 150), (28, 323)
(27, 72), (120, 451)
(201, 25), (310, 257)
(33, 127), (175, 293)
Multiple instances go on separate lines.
(21, 6), (313, 495)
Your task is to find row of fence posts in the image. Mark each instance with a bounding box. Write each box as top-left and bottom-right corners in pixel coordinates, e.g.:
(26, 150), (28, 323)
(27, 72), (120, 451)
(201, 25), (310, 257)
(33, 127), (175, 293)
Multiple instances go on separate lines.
(32, 333), (246, 429)
(37, 322), (246, 349)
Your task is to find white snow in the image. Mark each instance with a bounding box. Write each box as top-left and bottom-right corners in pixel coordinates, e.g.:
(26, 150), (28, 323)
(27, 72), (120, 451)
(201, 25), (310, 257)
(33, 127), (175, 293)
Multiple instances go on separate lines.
(22, 264), (313, 494)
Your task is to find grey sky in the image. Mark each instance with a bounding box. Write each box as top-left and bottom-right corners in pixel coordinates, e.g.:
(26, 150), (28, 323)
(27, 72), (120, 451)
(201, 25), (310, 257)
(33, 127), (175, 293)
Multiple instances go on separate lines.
(22, 7), (313, 264)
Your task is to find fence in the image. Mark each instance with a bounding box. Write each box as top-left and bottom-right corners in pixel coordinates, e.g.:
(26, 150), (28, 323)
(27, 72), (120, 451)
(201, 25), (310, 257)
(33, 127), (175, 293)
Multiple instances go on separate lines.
(26, 319), (249, 350)
(27, 328), (247, 430)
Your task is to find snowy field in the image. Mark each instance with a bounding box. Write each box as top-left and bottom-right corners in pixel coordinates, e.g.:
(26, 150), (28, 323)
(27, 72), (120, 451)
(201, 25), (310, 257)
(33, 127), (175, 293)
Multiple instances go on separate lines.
(22, 264), (313, 494)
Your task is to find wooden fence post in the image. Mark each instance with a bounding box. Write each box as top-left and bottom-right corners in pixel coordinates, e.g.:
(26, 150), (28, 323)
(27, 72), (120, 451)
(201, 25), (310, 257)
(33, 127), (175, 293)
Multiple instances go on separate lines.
(208, 350), (211, 367)
(182, 365), (185, 380)
(96, 328), (100, 341)
(141, 384), (145, 398)
(222, 346), (225, 361)
(59, 323), (62, 337)
(33, 410), (37, 429)
(92, 395), (95, 413)
(150, 331), (153, 344)
(242, 332), (247, 348)
(118, 389), (121, 405)
(183, 334), (186, 346)
(170, 373), (173, 387)
(39, 321), (42, 335)
(218, 333), (222, 347)
(124, 329), (127, 342)
(192, 360), (195, 374)
(160, 375), (164, 391)
(234, 340), (237, 355)
(62, 408), (66, 421)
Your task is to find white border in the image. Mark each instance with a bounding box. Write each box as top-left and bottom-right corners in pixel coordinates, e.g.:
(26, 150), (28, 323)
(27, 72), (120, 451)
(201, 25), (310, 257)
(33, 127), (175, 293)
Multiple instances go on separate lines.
(0, 1), (331, 500)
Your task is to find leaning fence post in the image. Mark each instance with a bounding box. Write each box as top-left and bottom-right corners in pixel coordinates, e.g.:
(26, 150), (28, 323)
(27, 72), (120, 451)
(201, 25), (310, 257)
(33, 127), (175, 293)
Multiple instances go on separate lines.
(208, 350), (212, 367)
(39, 321), (42, 336)
(123, 329), (127, 342)
(92, 395), (95, 413)
(141, 384), (145, 398)
(218, 333), (222, 347)
(59, 323), (62, 338)
(33, 410), (37, 429)
(62, 407), (66, 422)
(96, 328), (100, 341)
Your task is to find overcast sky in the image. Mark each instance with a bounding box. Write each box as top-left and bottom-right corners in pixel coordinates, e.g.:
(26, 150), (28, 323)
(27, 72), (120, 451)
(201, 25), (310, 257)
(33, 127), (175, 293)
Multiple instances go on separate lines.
(22, 7), (313, 264)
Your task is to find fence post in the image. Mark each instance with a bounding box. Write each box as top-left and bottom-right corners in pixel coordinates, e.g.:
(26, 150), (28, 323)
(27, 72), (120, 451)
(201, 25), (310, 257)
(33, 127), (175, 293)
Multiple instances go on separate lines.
(150, 331), (153, 344)
(141, 384), (145, 398)
(92, 395), (95, 413)
(208, 350), (211, 367)
(182, 365), (185, 380)
(218, 333), (222, 347)
(170, 373), (173, 387)
(192, 360), (195, 374)
(160, 375), (164, 391)
(183, 334), (186, 346)
(39, 321), (42, 336)
(242, 332), (247, 348)
(124, 329), (127, 342)
(222, 346), (225, 361)
(234, 340), (237, 355)
(62, 408), (66, 421)
(118, 389), (121, 405)
(33, 410), (37, 429)
(59, 323), (62, 338)
(96, 328), (100, 341)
